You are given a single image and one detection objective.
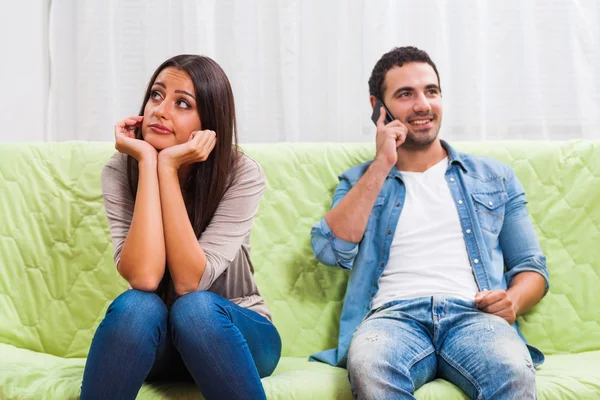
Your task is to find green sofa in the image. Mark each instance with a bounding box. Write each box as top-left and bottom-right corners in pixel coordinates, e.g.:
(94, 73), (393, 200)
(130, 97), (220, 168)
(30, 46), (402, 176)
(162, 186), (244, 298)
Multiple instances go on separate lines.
(1, 141), (599, 399)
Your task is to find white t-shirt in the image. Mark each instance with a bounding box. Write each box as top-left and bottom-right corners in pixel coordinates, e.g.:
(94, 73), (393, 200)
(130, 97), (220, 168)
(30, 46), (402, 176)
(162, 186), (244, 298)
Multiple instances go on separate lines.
(371, 157), (479, 310)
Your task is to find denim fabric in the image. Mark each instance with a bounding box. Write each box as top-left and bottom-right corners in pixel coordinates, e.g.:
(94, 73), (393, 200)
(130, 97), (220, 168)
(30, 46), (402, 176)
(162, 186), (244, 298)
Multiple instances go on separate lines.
(80, 290), (281, 400)
(310, 141), (549, 368)
(347, 296), (536, 400)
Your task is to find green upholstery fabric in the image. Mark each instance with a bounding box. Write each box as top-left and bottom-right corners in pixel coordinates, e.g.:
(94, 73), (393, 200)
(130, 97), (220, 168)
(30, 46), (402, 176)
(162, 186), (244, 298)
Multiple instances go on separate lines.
(1, 141), (599, 399)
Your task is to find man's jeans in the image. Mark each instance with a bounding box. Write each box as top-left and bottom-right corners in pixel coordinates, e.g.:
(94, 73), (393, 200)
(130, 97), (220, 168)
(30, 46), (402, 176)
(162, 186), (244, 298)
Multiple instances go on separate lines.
(80, 290), (281, 400)
(347, 296), (536, 400)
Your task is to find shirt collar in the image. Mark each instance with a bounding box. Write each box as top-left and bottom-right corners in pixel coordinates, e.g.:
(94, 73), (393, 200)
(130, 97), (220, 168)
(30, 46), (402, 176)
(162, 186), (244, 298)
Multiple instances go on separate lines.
(442, 140), (468, 173)
(386, 139), (468, 180)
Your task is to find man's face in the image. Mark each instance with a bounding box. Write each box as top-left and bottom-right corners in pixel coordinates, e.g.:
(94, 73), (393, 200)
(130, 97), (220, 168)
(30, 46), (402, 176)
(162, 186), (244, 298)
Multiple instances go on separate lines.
(379, 62), (442, 148)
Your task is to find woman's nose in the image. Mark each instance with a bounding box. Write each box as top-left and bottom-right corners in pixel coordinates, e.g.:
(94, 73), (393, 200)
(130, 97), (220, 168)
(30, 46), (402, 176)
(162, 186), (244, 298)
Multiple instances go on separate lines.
(153, 101), (169, 119)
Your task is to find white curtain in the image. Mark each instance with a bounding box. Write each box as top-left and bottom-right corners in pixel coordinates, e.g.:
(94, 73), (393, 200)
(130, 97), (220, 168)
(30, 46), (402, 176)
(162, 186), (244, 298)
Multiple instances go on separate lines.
(0, 0), (50, 142)
(2, 0), (599, 143)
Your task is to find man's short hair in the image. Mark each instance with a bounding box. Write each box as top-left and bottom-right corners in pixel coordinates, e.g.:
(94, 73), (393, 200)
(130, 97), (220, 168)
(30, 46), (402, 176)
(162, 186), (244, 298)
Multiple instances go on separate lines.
(368, 46), (441, 100)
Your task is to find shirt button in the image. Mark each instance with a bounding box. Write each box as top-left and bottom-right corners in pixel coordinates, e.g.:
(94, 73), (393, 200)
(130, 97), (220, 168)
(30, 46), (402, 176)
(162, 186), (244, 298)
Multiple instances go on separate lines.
(380, 263), (385, 267)
(396, 203), (400, 207)
(458, 200), (463, 205)
(488, 201), (493, 206)
(387, 229), (392, 234)
(449, 178), (455, 182)
(466, 229), (471, 234)
(474, 259), (479, 264)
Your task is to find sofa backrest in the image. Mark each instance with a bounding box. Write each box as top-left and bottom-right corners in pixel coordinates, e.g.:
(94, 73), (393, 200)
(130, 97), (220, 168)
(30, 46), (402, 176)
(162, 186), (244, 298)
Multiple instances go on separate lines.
(0, 141), (599, 358)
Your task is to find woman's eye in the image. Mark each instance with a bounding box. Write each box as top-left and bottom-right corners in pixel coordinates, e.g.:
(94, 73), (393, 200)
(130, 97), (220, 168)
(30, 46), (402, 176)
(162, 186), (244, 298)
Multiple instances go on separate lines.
(177, 99), (191, 109)
(150, 91), (163, 100)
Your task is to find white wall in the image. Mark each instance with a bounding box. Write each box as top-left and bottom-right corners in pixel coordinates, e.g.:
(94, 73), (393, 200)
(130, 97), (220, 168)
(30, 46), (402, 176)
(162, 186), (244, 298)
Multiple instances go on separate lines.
(2, 1), (600, 143)
(1, 0), (49, 141)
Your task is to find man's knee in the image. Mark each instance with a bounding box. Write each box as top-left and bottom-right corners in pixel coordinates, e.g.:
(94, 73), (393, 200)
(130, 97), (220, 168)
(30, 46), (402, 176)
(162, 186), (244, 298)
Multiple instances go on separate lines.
(347, 337), (381, 383)
(484, 327), (537, 398)
(439, 348), (536, 400)
(348, 343), (388, 399)
(486, 357), (536, 399)
(347, 332), (415, 399)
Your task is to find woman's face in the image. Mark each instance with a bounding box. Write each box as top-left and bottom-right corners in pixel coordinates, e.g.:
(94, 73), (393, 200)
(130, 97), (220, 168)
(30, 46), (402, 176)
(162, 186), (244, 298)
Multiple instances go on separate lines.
(141, 67), (201, 150)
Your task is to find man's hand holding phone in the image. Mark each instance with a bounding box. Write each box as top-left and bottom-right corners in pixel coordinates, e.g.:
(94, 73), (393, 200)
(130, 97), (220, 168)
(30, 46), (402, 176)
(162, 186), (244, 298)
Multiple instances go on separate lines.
(374, 106), (407, 168)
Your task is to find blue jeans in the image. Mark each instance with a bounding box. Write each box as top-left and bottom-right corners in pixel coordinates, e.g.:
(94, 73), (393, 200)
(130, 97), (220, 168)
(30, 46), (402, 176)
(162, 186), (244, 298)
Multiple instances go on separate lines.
(80, 290), (281, 400)
(347, 296), (536, 400)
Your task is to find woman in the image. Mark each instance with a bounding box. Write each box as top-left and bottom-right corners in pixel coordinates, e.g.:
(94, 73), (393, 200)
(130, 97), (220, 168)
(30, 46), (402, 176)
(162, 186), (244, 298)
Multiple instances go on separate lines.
(80, 55), (281, 400)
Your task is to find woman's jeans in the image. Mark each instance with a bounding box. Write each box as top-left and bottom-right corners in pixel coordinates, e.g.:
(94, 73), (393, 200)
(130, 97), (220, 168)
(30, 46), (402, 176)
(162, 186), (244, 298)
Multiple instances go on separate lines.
(80, 290), (281, 400)
(347, 296), (537, 400)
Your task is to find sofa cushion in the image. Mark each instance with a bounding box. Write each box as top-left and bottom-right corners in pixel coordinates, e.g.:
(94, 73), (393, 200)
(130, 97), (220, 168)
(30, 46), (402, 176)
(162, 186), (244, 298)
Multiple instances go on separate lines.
(1, 141), (600, 399)
(2, 344), (599, 399)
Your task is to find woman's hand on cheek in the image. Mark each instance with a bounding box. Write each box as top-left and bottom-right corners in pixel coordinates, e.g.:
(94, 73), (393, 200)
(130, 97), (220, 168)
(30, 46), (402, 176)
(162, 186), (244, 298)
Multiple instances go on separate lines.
(158, 130), (217, 170)
(114, 116), (157, 162)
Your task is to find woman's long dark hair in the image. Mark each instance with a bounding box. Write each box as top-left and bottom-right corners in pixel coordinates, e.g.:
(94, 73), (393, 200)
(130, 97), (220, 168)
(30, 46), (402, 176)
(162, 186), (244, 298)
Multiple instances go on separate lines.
(127, 55), (239, 297)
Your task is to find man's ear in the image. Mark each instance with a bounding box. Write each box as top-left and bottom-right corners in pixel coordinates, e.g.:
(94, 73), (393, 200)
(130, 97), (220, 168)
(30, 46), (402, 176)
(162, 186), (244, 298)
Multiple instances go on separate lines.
(369, 95), (377, 109)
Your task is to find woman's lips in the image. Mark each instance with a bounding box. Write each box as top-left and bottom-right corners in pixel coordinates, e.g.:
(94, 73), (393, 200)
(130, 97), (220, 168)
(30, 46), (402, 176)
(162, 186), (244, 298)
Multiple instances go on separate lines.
(149, 124), (173, 135)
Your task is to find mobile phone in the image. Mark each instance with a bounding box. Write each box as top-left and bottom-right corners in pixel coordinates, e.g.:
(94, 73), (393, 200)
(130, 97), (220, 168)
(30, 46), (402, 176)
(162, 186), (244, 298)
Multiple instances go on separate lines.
(371, 98), (395, 126)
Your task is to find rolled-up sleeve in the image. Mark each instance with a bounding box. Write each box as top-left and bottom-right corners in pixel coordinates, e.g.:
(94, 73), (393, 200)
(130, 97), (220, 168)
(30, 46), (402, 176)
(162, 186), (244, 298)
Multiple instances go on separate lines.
(500, 169), (550, 294)
(311, 177), (359, 269)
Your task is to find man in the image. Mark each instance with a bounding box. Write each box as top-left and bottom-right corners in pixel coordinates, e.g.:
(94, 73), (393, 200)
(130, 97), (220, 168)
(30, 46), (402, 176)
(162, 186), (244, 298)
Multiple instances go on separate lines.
(310, 46), (549, 399)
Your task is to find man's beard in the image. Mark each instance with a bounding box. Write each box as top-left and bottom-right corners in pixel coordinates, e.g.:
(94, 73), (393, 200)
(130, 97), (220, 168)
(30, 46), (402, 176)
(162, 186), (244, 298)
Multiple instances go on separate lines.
(400, 112), (441, 149)
(402, 126), (439, 149)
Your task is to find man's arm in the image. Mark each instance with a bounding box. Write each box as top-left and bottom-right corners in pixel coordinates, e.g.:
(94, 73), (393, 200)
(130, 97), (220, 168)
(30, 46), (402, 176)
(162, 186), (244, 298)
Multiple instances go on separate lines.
(325, 159), (392, 243)
(476, 272), (546, 324)
(326, 107), (406, 243)
(507, 271), (546, 315)
(476, 168), (549, 323)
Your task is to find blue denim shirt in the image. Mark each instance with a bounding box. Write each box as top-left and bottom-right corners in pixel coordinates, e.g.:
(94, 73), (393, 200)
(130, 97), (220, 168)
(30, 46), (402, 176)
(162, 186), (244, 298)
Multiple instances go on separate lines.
(310, 141), (549, 368)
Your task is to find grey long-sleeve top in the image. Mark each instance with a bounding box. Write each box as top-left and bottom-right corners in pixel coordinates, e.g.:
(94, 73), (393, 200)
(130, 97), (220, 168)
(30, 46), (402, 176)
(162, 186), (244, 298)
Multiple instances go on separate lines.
(101, 151), (271, 321)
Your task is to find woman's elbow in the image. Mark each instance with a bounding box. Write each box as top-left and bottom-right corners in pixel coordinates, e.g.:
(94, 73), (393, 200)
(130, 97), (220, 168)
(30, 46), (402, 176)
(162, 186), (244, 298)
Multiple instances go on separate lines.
(118, 261), (163, 292)
(126, 276), (161, 292)
(173, 282), (198, 297)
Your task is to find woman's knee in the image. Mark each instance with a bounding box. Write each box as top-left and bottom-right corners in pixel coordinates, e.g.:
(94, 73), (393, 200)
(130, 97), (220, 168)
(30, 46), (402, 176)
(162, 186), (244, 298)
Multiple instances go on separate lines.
(109, 290), (166, 316)
(170, 291), (226, 324)
(168, 291), (230, 347)
(101, 290), (168, 341)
